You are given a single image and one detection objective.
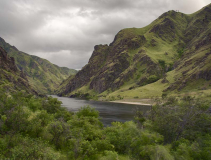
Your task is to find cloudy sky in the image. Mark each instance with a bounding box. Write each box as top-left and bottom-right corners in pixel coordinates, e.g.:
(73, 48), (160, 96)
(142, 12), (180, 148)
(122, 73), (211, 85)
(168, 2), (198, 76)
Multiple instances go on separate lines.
(0, 0), (210, 69)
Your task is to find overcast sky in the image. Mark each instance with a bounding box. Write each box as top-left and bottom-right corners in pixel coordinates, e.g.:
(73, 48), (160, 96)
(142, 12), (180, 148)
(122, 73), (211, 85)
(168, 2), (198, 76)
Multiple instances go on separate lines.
(0, 0), (210, 69)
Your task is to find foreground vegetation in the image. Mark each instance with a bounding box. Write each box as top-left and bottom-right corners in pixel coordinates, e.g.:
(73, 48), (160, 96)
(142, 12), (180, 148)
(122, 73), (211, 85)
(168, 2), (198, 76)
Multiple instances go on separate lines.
(0, 91), (210, 159)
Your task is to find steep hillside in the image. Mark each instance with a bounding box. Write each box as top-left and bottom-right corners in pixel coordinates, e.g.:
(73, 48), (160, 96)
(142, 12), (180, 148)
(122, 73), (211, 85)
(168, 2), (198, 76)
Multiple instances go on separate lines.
(0, 47), (36, 94)
(57, 3), (211, 100)
(0, 38), (77, 94)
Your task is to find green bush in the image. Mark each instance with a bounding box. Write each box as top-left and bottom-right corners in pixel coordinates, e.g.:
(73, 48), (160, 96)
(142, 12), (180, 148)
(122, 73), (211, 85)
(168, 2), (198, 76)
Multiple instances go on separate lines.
(158, 59), (166, 69)
(0, 90), (210, 160)
(148, 75), (159, 83)
(76, 106), (98, 118)
(177, 48), (184, 58)
(42, 96), (62, 114)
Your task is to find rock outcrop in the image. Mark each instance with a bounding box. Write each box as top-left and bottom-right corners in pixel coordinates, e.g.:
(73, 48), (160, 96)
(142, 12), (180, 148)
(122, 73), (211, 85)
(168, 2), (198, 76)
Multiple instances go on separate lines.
(0, 37), (77, 94)
(57, 3), (211, 97)
(0, 47), (37, 94)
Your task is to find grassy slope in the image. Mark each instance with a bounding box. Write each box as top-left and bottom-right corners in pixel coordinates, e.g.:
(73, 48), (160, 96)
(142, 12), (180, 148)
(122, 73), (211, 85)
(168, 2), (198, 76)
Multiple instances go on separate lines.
(0, 47), (36, 94)
(0, 38), (77, 94)
(66, 11), (187, 98)
(57, 4), (211, 101)
(107, 5), (211, 100)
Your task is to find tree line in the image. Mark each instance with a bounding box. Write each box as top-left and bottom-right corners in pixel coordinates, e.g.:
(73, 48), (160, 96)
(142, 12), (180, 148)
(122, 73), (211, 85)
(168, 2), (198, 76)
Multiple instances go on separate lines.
(0, 91), (210, 159)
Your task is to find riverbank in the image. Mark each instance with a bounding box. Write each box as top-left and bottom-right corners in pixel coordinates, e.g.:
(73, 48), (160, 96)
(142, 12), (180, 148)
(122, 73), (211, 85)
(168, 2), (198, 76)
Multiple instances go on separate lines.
(110, 99), (153, 106)
(49, 95), (150, 126)
(50, 94), (153, 106)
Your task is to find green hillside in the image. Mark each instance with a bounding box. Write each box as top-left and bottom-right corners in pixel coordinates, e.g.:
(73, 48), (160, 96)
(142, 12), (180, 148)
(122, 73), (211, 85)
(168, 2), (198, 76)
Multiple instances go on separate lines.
(0, 46), (36, 94)
(57, 3), (211, 100)
(0, 37), (77, 94)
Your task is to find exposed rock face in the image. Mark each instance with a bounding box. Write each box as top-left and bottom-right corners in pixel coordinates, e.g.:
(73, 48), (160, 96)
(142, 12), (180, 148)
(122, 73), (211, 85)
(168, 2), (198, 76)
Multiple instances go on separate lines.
(150, 17), (176, 41)
(58, 34), (162, 96)
(195, 33), (211, 50)
(58, 3), (211, 96)
(60, 45), (109, 94)
(0, 47), (37, 94)
(150, 18), (175, 34)
(0, 47), (19, 73)
(161, 77), (169, 84)
(164, 17), (211, 92)
(60, 43), (133, 95)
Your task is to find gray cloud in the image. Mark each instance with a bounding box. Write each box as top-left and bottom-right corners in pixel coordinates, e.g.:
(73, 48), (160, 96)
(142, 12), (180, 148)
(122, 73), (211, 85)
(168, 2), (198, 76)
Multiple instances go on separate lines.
(0, 0), (210, 69)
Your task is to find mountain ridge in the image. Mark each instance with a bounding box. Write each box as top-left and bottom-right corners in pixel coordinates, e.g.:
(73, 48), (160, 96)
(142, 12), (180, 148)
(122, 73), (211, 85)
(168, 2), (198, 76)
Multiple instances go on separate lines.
(57, 3), (211, 100)
(0, 46), (37, 94)
(0, 37), (77, 94)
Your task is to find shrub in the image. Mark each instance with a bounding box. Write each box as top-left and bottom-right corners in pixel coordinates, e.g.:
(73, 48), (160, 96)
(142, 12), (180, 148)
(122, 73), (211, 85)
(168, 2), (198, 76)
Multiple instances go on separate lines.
(148, 75), (159, 83)
(158, 60), (166, 69)
(177, 48), (184, 58)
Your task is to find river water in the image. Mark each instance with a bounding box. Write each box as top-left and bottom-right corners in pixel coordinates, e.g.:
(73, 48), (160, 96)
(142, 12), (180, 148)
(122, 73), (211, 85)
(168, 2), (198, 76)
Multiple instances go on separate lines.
(51, 95), (150, 126)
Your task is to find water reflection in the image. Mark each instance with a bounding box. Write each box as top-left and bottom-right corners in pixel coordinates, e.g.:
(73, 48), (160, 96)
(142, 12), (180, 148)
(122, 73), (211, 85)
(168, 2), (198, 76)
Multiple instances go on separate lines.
(50, 95), (150, 126)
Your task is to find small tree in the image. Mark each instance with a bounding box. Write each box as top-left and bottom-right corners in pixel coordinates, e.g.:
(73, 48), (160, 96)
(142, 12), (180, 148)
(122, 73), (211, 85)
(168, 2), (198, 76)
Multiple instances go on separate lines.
(158, 60), (166, 69)
(145, 96), (211, 143)
(48, 120), (70, 148)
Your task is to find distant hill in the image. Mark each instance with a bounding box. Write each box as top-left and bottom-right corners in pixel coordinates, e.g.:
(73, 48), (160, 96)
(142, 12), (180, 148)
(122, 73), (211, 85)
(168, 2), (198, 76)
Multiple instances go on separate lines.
(0, 46), (36, 94)
(56, 3), (211, 100)
(0, 37), (77, 94)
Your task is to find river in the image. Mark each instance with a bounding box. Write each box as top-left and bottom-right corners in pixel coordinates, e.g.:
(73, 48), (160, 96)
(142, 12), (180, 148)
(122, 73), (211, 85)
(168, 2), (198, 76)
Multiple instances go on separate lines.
(51, 95), (150, 126)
